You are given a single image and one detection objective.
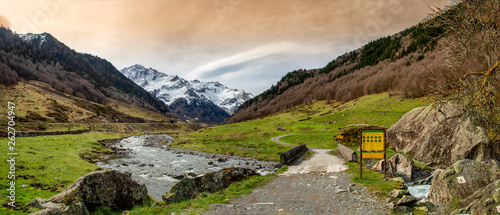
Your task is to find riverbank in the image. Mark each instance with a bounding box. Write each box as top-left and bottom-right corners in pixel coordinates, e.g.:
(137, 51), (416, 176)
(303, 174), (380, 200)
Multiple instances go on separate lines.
(97, 134), (280, 200)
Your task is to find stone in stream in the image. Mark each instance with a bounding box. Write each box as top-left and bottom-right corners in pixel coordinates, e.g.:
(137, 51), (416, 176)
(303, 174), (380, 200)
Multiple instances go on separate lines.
(389, 189), (410, 199)
(373, 153), (414, 181)
(396, 195), (417, 206)
(163, 168), (257, 203)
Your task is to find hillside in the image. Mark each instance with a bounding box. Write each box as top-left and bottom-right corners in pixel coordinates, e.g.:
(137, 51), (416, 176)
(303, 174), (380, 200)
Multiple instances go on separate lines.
(226, 7), (453, 124)
(0, 80), (188, 133)
(0, 28), (170, 115)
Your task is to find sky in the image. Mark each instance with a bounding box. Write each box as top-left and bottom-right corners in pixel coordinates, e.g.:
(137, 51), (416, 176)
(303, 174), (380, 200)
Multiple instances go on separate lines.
(0, 0), (452, 95)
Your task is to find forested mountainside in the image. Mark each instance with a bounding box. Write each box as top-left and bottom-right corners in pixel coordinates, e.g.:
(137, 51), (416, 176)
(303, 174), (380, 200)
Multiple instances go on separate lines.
(0, 28), (170, 115)
(227, 1), (495, 124)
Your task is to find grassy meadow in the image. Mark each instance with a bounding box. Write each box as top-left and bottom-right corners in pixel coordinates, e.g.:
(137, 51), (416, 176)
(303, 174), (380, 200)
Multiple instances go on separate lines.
(0, 91), (430, 214)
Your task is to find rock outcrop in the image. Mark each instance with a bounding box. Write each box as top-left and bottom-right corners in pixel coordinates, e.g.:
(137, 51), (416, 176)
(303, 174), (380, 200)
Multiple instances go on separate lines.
(428, 159), (500, 213)
(163, 168), (257, 203)
(373, 153), (414, 180)
(387, 104), (494, 168)
(27, 170), (148, 214)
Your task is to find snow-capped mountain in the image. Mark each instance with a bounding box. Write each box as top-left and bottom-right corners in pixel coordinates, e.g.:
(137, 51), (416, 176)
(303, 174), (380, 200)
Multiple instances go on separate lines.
(121, 64), (253, 123)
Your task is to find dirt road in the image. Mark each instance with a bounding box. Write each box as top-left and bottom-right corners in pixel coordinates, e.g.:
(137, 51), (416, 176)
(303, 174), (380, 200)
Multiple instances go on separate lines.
(205, 135), (390, 214)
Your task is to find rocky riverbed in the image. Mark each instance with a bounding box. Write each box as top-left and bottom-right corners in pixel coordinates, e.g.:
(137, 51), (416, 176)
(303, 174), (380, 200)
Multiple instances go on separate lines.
(97, 134), (280, 200)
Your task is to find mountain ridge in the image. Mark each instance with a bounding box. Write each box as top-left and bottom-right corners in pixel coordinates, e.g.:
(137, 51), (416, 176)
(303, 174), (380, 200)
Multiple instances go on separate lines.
(121, 64), (253, 123)
(0, 28), (171, 116)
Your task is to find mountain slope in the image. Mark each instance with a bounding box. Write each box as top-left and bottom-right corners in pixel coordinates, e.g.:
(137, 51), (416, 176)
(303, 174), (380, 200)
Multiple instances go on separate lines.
(121, 64), (253, 123)
(226, 6), (453, 124)
(0, 28), (170, 115)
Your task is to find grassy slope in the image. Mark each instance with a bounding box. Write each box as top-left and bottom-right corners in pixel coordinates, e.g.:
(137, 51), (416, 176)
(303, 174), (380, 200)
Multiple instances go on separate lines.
(170, 93), (430, 160)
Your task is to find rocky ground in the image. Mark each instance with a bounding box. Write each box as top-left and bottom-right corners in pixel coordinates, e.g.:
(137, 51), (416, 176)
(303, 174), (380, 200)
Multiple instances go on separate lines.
(204, 139), (391, 215)
(205, 171), (389, 214)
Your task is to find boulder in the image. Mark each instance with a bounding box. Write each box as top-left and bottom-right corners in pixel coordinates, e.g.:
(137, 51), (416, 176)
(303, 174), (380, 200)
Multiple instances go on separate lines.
(163, 168), (257, 203)
(458, 179), (500, 215)
(428, 159), (500, 205)
(49, 170), (148, 210)
(389, 189), (410, 199)
(387, 104), (494, 168)
(27, 199), (88, 215)
(373, 153), (414, 180)
(60, 201), (89, 215)
(396, 195), (417, 206)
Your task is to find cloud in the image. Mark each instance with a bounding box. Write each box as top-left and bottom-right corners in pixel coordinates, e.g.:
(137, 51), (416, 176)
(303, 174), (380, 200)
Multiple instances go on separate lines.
(187, 41), (300, 80)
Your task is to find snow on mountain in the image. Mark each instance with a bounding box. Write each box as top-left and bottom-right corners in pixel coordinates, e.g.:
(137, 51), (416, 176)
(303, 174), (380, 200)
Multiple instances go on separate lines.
(19, 33), (48, 48)
(121, 64), (254, 115)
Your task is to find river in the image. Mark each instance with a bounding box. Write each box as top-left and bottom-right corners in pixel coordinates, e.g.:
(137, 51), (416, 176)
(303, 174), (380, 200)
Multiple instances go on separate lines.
(97, 134), (279, 200)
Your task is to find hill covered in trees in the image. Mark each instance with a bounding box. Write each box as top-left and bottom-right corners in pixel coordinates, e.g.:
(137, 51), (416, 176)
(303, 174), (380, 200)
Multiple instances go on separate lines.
(226, 1), (494, 124)
(0, 28), (170, 115)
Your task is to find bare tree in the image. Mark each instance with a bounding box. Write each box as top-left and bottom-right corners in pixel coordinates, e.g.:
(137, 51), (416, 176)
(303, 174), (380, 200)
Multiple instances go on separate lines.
(430, 0), (500, 134)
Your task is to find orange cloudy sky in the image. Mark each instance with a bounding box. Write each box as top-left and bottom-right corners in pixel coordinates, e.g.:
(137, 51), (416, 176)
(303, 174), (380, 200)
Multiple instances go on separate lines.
(1, 0), (451, 94)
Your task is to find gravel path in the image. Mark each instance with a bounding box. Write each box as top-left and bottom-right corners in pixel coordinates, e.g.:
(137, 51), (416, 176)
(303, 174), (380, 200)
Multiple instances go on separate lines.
(204, 136), (390, 215)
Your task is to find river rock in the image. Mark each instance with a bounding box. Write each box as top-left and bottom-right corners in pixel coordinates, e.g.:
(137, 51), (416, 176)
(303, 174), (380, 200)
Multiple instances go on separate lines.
(396, 195), (417, 206)
(428, 159), (500, 204)
(49, 170), (148, 210)
(373, 153), (414, 180)
(389, 189), (410, 199)
(163, 168), (257, 203)
(387, 104), (494, 168)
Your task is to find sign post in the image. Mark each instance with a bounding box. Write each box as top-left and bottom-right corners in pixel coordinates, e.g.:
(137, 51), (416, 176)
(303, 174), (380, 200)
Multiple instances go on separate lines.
(359, 129), (386, 180)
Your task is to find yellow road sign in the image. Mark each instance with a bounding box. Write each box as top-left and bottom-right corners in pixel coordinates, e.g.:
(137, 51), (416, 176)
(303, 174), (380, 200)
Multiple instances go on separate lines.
(361, 130), (384, 151)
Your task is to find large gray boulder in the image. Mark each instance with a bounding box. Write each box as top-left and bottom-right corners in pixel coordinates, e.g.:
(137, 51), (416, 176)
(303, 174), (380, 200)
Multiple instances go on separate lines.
(373, 153), (414, 180)
(457, 179), (500, 214)
(49, 170), (148, 210)
(428, 160), (500, 205)
(387, 104), (494, 168)
(163, 168), (257, 203)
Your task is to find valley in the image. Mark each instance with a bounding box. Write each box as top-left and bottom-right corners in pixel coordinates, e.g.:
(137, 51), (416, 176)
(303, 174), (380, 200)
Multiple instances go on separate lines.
(0, 0), (499, 214)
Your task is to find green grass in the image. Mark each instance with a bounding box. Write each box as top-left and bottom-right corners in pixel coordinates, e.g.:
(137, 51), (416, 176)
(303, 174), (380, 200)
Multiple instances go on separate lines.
(345, 162), (401, 197)
(0, 92), (430, 214)
(170, 93), (429, 162)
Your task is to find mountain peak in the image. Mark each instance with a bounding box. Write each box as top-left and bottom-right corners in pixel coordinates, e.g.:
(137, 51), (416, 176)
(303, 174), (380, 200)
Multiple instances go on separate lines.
(120, 65), (254, 123)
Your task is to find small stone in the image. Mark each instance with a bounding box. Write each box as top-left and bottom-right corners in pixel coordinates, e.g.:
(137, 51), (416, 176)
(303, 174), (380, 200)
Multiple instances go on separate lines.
(335, 189), (347, 194)
(389, 177), (405, 183)
(22, 184), (28, 188)
(389, 189), (410, 199)
(396, 195), (417, 206)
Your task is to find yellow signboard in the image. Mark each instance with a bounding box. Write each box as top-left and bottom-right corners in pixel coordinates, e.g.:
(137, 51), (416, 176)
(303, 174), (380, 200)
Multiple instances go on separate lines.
(361, 153), (385, 159)
(360, 129), (387, 180)
(361, 130), (384, 151)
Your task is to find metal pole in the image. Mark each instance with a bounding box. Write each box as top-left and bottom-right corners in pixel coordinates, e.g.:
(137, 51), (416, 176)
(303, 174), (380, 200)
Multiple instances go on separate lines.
(384, 129), (387, 181)
(360, 129), (363, 179)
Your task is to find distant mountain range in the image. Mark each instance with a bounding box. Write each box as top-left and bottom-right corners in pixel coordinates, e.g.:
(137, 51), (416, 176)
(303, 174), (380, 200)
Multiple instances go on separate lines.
(121, 64), (253, 123)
